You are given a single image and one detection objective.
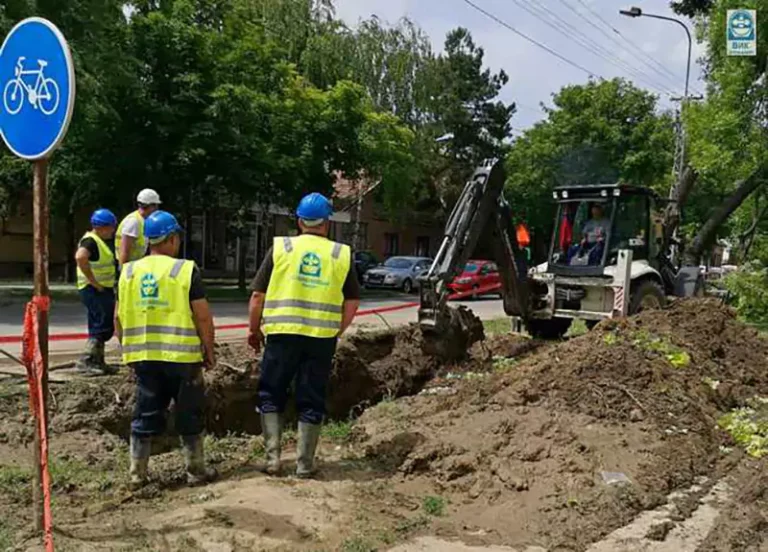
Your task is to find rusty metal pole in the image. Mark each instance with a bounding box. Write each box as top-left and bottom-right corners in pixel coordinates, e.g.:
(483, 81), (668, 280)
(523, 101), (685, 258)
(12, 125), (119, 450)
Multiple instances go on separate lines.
(32, 158), (50, 532)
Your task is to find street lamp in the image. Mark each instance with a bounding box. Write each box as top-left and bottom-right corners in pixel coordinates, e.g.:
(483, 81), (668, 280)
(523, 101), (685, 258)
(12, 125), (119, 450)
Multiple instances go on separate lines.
(621, 6), (694, 258)
(619, 6), (692, 100)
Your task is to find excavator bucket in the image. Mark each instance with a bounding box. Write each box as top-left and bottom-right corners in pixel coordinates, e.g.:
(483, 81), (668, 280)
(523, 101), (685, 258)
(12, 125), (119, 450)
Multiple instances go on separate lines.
(418, 159), (530, 333)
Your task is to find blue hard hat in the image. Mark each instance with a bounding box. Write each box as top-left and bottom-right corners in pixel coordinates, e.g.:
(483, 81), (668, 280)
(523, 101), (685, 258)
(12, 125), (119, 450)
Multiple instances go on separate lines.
(144, 210), (183, 240)
(90, 208), (117, 228)
(296, 193), (333, 220)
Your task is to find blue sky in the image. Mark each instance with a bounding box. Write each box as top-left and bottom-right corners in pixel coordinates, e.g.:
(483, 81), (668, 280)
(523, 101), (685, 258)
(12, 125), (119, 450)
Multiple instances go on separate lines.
(334, 0), (706, 131)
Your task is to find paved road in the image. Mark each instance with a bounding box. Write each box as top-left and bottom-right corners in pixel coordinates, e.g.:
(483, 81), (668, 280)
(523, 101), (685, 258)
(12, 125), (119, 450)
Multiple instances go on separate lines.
(0, 295), (507, 362)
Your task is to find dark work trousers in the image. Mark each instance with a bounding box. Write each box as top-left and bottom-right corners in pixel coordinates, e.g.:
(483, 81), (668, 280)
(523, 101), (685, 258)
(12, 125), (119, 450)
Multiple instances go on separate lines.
(79, 285), (115, 343)
(258, 334), (338, 425)
(131, 361), (205, 437)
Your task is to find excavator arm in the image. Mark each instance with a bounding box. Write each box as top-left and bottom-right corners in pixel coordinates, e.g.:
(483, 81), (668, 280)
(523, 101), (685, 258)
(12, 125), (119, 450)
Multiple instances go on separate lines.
(418, 159), (530, 333)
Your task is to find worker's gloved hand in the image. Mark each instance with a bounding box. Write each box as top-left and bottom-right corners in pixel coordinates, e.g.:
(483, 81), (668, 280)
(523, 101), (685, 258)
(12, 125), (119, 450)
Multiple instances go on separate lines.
(247, 328), (265, 354)
(93, 283), (105, 292)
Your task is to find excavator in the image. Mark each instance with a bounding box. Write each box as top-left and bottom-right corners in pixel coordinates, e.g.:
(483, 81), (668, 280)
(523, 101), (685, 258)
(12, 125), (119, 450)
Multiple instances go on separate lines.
(418, 159), (703, 339)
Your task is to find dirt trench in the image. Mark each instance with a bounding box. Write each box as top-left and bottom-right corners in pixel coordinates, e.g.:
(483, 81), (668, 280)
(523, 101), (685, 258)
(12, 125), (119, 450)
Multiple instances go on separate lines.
(49, 309), (492, 443)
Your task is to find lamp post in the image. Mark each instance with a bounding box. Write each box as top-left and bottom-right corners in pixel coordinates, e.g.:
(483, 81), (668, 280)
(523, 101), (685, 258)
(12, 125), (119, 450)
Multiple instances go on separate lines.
(619, 7), (691, 100)
(621, 6), (694, 262)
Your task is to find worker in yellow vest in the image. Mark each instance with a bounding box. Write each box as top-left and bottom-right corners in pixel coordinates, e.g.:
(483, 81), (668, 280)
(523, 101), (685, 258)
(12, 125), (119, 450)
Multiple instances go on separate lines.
(116, 210), (216, 489)
(75, 209), (119, 376)
(116, 189), (161, 268)
(248, 193), (361, 477)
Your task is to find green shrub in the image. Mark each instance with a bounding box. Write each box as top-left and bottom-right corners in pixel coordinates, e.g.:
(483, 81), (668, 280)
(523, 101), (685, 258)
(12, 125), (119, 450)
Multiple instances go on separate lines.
(723, 266), (768, 326)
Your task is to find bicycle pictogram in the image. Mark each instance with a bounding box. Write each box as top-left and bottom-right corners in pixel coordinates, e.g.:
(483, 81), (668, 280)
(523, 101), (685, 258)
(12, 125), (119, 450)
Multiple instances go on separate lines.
(3, 56), (60, 116)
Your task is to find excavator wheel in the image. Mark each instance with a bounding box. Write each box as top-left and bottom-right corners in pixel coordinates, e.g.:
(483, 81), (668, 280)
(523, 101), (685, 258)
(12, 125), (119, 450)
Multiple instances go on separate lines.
(629, 279), (666, 315)
(524, 317), (572, 340)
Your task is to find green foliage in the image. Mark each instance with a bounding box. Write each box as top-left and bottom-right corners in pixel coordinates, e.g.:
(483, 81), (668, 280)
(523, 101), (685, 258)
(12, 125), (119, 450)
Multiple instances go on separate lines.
(341, 536), (377, 552)
(0, 465), (32, 504)
(505, 79), (673, 233)
(422, 495), (446, 516)
(723, 266), (768, 325)
(717, 398), (768, 458)
(0, 519), (11, 551)
(322, 420), (355, 443)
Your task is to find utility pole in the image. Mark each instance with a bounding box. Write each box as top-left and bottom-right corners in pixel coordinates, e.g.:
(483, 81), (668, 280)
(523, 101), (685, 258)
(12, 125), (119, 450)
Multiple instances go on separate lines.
(670, 95), (704, 187)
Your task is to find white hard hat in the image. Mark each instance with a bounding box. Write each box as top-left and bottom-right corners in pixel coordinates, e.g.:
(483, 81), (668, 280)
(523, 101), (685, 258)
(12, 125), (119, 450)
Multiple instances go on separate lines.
(136, 188), (162, 205)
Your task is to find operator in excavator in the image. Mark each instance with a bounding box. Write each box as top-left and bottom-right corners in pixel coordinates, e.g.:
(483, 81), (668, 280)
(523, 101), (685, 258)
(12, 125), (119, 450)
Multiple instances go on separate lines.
(568, 202), (609, 266)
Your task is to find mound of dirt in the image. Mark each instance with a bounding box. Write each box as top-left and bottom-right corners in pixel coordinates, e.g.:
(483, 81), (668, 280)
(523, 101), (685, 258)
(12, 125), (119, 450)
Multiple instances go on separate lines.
(354, 299), (768, 550)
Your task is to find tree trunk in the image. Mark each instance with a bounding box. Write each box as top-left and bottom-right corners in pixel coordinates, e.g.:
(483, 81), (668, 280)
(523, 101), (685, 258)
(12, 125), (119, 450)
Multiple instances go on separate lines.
(64, 211), (75, 283)
(237, 233), (247, 291)
(663, 165), (698, 245)
(684, 171), (766, 265)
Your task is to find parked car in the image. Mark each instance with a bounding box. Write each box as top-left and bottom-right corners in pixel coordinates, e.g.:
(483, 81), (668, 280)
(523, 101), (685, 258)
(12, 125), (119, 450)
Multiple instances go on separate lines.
(363, 256), (433, 294)
(447, 260), (501, 298)
(353, 251), (380, 281)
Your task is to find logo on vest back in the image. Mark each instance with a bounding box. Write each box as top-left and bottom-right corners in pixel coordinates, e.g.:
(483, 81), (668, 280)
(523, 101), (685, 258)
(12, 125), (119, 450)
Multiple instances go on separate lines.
(140, 273), (159, 299)
(299, 252), (322, 278)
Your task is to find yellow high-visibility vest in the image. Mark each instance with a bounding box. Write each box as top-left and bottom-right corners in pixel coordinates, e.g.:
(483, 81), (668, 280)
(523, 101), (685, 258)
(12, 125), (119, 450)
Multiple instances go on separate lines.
(76, 232), (116, 290)
(118, 255), (203, 364)
(263, 234), (350, 338)
(116, 211), (146, 263)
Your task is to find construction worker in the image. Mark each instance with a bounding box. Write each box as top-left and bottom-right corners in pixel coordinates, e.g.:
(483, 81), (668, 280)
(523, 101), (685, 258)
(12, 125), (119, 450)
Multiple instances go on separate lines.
(248, 192), (361, 477)
(116, 210), (216, 489)
(74, 209), (119, 376)
(116, 189), (162, 267)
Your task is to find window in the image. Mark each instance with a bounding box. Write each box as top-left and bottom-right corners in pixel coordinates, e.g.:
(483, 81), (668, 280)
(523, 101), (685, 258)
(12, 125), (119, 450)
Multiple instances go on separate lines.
(385, 233), (399, 256)
(610, 194), (649, 261)
(415, 236), (430, 257)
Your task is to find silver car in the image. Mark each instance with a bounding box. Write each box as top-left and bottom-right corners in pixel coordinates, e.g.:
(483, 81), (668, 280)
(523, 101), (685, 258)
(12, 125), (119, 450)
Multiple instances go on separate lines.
(363, 256), (433, 294)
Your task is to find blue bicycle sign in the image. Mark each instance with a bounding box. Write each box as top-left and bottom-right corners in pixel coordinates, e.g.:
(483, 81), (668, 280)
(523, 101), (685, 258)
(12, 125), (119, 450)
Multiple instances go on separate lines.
(4, 57), (60, 116)
(0, 18), (75, 160)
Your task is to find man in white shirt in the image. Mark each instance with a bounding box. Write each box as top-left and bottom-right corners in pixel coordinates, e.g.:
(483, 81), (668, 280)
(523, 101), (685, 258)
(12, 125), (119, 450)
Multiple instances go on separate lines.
(116, 189), (162, 267)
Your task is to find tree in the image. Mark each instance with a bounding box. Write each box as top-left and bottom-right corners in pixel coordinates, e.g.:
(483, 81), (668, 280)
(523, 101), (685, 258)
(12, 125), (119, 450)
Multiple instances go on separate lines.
(671, 0), (768, 264)
(504, 79), (674, 234)
(424, 28), (514, 199)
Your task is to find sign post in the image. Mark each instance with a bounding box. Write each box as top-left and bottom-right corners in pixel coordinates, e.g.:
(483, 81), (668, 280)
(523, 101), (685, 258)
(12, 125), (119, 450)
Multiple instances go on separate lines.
(727, 9), (757, 56)
(0, 17), (75, 544)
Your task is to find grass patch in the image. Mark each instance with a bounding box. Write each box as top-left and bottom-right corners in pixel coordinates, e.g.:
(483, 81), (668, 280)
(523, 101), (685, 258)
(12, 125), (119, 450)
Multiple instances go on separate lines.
(340, 536), (377, 552)
(395, 514), (429, 535)
(422, 495), (446, 517)
(483, 318), (511, 336)
(567, 319), (588, 337)
(0, 520), (12, 551)
(0, 465), (32, 504)
(493, 356), (517, 373)
(629, 330), (691, 368)
(322, 420), (355, 444)
(718, 398), (768, 458)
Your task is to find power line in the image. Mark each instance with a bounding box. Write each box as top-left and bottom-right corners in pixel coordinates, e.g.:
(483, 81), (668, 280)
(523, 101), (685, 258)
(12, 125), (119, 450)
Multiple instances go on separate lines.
(572, 0), (704, 96)
(517, 0), (678, 95)
(556, 0), (685, 93)
(458, 0), (598, 77)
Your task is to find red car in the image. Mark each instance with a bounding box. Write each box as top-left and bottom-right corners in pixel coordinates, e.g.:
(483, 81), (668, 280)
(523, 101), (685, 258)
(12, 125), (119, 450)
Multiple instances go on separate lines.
(448, 260), (502, 298)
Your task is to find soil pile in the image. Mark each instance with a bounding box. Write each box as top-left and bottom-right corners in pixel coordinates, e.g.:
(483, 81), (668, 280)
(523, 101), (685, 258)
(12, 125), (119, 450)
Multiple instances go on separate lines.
(354, 299), (768, 550)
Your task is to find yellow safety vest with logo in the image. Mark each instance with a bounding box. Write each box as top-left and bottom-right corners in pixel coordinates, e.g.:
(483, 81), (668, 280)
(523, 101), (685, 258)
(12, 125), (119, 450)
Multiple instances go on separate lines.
(76, 232), (116, 290)
(263, 234), (351, 338)
(116, 211), (146, 263)
(118, 255), (203, 364)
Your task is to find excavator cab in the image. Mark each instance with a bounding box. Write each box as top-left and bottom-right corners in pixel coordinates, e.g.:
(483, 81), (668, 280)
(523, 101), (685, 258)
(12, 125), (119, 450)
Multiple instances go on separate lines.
(548, 184), (658, 275)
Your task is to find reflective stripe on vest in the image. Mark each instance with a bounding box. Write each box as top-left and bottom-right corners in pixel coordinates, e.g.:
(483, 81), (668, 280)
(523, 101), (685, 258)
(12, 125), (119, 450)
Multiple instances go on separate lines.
(77, 232), (116, 290)
(262, 234), (350, 338)
(118, 255), (203, 364)
(116, 211), (147, 263)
